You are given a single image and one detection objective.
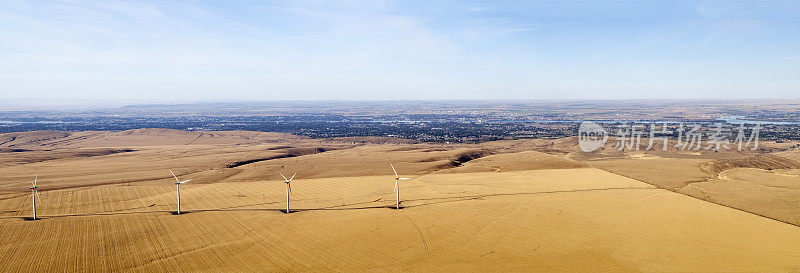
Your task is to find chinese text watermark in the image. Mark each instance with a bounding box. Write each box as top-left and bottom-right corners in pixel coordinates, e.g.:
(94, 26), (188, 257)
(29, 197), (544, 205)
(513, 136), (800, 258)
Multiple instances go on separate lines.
(578, 121), (762, 153)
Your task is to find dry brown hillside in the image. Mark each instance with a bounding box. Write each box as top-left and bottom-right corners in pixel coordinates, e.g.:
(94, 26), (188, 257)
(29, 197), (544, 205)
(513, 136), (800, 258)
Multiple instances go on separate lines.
(0, 129), (305, 148)
(0, 130), (580, 194)
(1, 130), (800, 272)
(561, 137), (800, 225)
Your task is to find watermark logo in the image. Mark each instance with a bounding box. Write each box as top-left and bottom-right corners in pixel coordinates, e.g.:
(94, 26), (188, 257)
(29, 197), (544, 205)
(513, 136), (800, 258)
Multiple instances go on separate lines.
(577, 121), (762, 153)
(578, 121), (608, 152)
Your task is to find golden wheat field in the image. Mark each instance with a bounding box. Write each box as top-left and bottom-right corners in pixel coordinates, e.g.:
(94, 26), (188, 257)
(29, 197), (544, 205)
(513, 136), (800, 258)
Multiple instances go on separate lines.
(2, 130), (800, 272)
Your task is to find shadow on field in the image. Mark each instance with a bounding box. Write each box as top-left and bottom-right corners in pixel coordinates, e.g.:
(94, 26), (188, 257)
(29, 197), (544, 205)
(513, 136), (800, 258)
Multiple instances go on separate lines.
(4, 187), (657, 221)
(169, 211), (196, 215)
(403, 187), (656, 208)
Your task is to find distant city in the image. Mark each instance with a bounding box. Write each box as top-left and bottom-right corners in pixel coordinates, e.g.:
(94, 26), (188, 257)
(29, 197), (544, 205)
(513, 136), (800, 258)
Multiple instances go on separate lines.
(2, 100), (799, 143)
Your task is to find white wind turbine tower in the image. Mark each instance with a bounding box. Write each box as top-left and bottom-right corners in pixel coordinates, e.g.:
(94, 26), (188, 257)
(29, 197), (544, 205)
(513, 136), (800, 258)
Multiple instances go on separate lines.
(28, 175), (41, 220)
(170, 170), (192, 215)
(280, 173), (296, 213)
(390, 163), (412, 209)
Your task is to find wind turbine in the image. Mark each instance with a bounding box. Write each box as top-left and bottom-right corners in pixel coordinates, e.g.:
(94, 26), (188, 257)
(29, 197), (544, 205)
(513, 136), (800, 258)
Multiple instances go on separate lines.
(390, 163), (412, 209)
(28, 175), (41, 220)
(280, 173), (295, 213)
(170, 170), (191, 215)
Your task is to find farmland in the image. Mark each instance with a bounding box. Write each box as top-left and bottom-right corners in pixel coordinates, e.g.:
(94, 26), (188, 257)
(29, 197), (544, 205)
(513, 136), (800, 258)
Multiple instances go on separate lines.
(1, 130), (800, 272)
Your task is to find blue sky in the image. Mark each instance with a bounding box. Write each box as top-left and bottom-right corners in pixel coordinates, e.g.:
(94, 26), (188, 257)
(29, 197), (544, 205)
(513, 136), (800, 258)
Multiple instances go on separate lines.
(1, 0), (798, 100)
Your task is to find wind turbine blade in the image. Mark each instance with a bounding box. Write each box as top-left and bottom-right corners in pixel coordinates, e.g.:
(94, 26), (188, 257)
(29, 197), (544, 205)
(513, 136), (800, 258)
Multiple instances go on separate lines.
(280, 173), (289, 182)
(180, 179), (192, 184)
(170, 170), (180, 183)
(34, 175), (38, 187)
(289, 173), (296, 182)
(36, 191), (41, 203)
(390, 163), (398, 178)
(288, 183), (293, 196)
(393, 181), (398, 192)
(399, 178), (412, 180)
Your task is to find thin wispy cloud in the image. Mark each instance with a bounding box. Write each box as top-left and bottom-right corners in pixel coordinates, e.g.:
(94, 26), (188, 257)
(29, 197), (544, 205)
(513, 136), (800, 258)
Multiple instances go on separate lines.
(0, 0), (798, 100)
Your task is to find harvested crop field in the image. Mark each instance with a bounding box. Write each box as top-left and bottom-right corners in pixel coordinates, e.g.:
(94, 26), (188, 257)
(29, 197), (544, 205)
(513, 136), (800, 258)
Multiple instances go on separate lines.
(1, 130), (800, 272)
